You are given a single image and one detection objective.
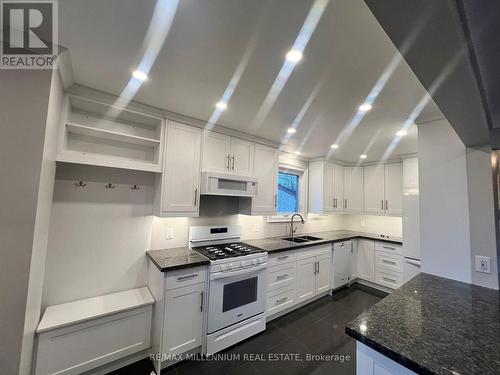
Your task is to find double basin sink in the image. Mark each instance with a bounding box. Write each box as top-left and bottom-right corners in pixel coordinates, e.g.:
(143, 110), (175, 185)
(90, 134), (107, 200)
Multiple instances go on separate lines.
(282, 235), (323, 243)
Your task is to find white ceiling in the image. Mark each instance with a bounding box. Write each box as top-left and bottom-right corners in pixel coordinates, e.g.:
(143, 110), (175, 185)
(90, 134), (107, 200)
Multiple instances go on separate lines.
(59, 0), (442, 162)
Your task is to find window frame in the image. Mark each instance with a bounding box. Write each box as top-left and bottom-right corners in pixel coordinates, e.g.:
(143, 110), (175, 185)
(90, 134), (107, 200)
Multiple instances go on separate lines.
(268, 163), (308, 223)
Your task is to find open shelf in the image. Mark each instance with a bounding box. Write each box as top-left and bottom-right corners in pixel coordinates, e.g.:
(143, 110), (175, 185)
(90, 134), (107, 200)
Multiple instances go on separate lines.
(66, 123), (160, 147)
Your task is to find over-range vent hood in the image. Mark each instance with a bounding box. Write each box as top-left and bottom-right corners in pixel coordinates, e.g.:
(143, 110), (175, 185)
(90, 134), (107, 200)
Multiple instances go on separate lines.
(200, 171), (258, 198)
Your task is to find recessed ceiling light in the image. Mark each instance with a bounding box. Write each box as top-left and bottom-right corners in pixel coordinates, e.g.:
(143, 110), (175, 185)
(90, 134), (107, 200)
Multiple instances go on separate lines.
(359, 103), (372, 112)
(287, 127), (297, 134)
(286, 49), (303, 63)
(396, 129), (407, 137)
(294, 151), (301, 155)
(360, 154), (367, 159)
(215, 101), (227, 110)
(331, 144), (339, 149)
(132, 70), (148, 81)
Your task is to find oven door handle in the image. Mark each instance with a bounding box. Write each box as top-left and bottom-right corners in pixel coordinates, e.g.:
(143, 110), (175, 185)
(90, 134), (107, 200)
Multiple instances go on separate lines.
(210, 263), (268, 280)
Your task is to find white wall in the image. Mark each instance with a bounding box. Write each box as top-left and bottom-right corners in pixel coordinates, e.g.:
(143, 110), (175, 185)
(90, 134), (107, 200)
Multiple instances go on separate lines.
(418, 118), (472, 283)
(0, 69), (52, 375)
(341, 214), (402, 238)
(466, 147), (499, 289)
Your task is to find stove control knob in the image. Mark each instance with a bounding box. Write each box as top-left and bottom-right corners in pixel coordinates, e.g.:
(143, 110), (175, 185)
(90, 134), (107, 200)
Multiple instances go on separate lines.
(228, 263), (234, 269)
(221, 264), (227, 271)
(253, 259), (258, 265)
(258, 257), (265, 264)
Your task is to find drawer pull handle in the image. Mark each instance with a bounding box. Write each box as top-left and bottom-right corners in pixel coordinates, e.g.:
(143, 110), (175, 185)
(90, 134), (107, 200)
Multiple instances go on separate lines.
(177, 274), (198, 281)
(382, 246), (396, 250)
(382, 260), (396, 265)
(383, 277), (396, 283)
(277, 256), (289, 260)
(276, 274), (289, 280)
(276, 297), (288, 304)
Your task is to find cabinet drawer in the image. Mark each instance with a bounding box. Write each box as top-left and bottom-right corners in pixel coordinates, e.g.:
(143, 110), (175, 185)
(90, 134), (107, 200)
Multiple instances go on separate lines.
(296, 245), (332, 260)
(165, 266), (207, 290)
(269, 251), (296, 266)
(267, 263), (296, 291)
(267, 287), (295, 316)
(375, 252), (403, 273)
(374, 241), (402, 255)
(375, 269), (403, 289)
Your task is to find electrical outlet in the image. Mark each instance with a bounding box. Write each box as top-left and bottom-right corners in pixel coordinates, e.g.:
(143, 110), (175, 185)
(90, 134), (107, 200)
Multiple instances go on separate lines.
(166, 227), (174, 239)
(475, 256), (491, 274)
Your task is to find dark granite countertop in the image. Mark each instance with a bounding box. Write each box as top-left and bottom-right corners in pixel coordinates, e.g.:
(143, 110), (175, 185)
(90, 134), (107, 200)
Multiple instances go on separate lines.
(244, 230), (402, 253)
(147, 247), (210, 272)
(345, 273), (500, 375)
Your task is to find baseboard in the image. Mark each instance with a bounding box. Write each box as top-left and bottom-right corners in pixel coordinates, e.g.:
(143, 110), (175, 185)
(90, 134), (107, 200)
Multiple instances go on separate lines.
(266, 290), (331, 322)
(83, 349), (151, 375)
(353, 279), (394, 295)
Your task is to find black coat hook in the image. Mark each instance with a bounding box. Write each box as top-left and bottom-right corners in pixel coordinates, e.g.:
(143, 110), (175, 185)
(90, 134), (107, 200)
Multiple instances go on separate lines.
(105, 183), (115, 189)
(75, 181), (87, 187)
(131, 185), (140, 190)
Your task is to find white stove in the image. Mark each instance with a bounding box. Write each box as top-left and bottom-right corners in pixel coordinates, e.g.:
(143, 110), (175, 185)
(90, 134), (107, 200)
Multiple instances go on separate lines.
(189, 225), (268, 355)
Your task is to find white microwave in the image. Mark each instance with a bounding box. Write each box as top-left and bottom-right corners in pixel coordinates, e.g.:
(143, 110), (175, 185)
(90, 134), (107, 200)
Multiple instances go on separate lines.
(200, 172), (258, 197)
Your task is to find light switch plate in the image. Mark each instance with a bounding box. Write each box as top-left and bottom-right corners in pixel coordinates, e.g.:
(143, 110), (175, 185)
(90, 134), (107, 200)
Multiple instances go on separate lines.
(166, 227), (174, 239)
(475, 256), (491, 274)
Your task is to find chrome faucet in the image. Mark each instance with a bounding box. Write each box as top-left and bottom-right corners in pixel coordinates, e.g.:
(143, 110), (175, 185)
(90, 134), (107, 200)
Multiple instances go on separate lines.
(289, 213), (305, 240)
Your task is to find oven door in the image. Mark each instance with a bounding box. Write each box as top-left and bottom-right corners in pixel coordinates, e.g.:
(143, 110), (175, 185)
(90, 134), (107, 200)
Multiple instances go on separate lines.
(208, 264), (267, 333)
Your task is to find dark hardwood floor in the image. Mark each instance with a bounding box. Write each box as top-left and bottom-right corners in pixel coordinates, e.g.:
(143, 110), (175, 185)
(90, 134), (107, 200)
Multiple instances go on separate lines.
(109, 284), (386, 375)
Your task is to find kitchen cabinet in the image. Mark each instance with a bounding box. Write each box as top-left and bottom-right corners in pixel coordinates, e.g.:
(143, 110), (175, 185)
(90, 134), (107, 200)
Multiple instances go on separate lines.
(374, 241), (403, 289)
(309, 161), (344, 213)
(333, 241), (353, 289)
(252, 144), (279, 215)
(155, 121), (201, 217)
(202, 130), (254, 176)
(315, 252), (333, 294)
(403, 157), (419, 194)
(357, 239), (375, 282)
(163, 282), (204, 356)
(384, 163), (403, 215)
(344, 166), (364, 212)
(296, 247), (332, 303)
(350, 240), (358, 280)
(363, 163), (403, 215)
(296, 256), (317, 303)
(357, 342), (418, 375)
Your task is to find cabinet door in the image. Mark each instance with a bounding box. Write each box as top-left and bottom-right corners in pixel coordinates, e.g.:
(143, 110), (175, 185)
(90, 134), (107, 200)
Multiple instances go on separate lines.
(364, 165), (385, 213)
(403, 157), (419, 193)
(163, 282), (204, 356)
(202, 130), (231, 173)
(230, 137), (254, 176)
(333, 164), (344, 212)
(333, 242), (351, 289)
(252, 144), (278, 214)
(296, 257), (316, 303)
(344, 166), (364, 212)
(384, 163), (403, 215)
(323, 163), (335, 212)
(162, 121), (201, 213)
(357, 239), (375, 281)
(350, 240), (358, 280)
(315, 253), (332, 294)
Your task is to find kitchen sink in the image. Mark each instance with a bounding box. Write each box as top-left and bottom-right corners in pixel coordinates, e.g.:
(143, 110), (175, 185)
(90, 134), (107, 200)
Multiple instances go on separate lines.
(282, 235), (323, 243)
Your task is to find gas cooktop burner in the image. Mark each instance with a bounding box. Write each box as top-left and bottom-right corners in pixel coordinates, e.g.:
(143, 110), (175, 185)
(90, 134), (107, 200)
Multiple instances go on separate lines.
(193, 242), (265, 260)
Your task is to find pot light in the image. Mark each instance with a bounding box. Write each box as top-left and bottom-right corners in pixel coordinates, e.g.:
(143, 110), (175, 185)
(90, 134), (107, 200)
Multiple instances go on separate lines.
(286, 49), (303, 63)
(287, 127), (297, 134)
(396, 129), (407, 137)
(330, 144), (339, 149)
(294, 151), (301, 155)
(359, 103), (372, 112)
(360, 154), (367, 159)
(215, 101), (227, 110)
(132, 70), (148, 81)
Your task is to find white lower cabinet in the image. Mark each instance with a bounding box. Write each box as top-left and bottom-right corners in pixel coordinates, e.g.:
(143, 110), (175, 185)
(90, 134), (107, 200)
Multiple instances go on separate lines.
(357, 239), (375, 282)
(266, 246), (332, 319)
(163, 282), (204, 356)
(374, 241), (403, 289)
(357, 342), (417, 375)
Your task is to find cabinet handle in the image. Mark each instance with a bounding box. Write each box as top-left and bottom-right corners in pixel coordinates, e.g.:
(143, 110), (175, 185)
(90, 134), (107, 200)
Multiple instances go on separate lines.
(317, 261), (320, 274)
(274, 194), (277, 208)
(231, 155), (235, 170)
(381, 200), (384, 210)
(226, 154), (230, 170)
(277, 256), (289, 260)
(383, 259), (396, 265)
(276, 274), (288, 280)
(194, 188), (198, 207)
(385, 200), (388, 211)
(383, 276), (396, 283)
(276, 297), (288, 304)
(200, 291), (204, 312)
(382, 245), (396, 251)
(344, 199), (347, 209)
(177, 273), (198, 281)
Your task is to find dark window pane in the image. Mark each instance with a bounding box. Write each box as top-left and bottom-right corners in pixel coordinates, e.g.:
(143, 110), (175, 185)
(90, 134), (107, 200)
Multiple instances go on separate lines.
(277, 172), (299, 213)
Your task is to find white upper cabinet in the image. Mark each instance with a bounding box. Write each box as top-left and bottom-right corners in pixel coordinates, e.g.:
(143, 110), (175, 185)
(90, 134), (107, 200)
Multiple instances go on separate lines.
(308, 161), (344, 214)
(333, 164), (345, 212)
(363, 163), (403, 215)
(202, 131), (231, 174)
(155, 121), (201, 217)
(201, 130), (254, 176)
(384, 163), (403, 215)
(364, 165), (385, 214)
(403, 157), (419, 194)
(252, 144), (278, 215)
(344, 166), (363, 212)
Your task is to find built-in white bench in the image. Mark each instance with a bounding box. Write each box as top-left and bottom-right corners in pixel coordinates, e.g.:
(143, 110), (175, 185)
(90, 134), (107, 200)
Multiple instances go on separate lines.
(35, 287), (154, 375)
